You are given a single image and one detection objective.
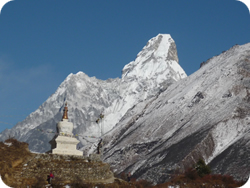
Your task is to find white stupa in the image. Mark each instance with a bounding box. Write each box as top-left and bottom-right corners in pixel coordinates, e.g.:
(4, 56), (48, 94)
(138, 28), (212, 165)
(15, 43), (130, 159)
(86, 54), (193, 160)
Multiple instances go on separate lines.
(49, 103), (83, 156)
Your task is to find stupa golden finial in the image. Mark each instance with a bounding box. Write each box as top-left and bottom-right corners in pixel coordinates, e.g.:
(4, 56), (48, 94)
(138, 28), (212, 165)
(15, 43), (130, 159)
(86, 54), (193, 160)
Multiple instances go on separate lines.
(62, 102), (68, 120)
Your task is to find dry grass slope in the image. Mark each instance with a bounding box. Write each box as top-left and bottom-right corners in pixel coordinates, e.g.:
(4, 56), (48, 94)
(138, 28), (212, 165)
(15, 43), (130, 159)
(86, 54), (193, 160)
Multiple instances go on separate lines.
(0, 138), (135, 188)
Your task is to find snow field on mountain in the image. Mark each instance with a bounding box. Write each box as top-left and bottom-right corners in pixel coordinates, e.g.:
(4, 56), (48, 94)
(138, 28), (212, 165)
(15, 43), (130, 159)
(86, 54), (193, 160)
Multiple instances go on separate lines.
(102, 43), (250, 183)
(208, 118), (250, 163)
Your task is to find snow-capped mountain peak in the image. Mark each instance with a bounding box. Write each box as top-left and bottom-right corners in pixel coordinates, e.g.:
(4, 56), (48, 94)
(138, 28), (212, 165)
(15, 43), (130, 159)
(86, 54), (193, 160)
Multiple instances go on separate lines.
(122, 34), (186, 82)
(0, 34), (187, 153)
(103, 43), (250, 184)
(42, 34), (187, 151)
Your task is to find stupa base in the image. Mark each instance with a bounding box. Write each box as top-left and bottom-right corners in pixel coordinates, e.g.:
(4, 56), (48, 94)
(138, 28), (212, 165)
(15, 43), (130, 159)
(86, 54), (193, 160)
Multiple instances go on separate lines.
(51, 135), (83, 156)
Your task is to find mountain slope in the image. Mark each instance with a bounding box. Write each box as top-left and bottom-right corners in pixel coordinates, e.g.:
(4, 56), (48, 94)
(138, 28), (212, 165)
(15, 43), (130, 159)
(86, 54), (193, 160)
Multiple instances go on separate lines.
(0, 34), (186, 154)
(102, 43), (250, 184)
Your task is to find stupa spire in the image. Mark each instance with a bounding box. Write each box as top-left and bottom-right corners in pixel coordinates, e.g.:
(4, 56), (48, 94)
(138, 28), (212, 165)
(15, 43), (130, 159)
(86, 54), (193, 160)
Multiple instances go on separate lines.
(62, 102), (68, 120)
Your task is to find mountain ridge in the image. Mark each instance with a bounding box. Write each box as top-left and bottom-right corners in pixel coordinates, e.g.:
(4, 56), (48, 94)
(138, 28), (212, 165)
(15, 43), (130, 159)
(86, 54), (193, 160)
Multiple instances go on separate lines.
(102, 43), (250, 183)
(0, 34), (186, 153)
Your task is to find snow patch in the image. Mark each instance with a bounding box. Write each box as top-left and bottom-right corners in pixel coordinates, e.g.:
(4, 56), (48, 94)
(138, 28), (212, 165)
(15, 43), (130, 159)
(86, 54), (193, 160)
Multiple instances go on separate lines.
(4, 142), (12, 147)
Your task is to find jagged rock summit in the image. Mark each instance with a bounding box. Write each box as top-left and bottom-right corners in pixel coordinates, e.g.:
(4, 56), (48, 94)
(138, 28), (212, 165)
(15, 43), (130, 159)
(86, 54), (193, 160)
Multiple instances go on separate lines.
(0, 34), (187, 154)
(122, 34), (185, 82)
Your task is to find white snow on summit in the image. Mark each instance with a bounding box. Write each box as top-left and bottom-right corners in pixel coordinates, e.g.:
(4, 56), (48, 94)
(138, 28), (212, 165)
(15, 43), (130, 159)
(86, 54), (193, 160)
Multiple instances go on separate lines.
(94, 34), (187, 135)
(122, 34), (186, 82)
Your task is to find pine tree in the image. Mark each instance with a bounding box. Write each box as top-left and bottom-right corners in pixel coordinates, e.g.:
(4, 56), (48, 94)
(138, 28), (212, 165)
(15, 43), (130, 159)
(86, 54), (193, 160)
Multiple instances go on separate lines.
(195, 159), (211, 177)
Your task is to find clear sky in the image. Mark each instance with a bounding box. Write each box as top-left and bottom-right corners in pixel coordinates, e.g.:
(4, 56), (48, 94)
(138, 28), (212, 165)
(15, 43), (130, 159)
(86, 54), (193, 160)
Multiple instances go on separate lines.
(0, 0), (249, 133)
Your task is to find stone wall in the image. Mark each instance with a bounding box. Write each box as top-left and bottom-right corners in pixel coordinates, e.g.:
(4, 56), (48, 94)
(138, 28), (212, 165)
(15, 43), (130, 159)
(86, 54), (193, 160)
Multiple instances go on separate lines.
(10, 153), (114, 186)
(0, 138), (117, 187)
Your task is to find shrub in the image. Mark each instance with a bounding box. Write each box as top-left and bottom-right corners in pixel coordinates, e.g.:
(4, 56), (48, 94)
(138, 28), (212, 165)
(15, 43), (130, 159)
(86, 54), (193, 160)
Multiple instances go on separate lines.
(130, 177), (137, 182)
(32, 176), (46, 188)
(120, 172), (127, 181)
(185, 167), (199, 180)
(153, 172), (246, 188)
(133, 179), (153, 188)
(222, 174), (235, 184)
(195, 159), (211, 177)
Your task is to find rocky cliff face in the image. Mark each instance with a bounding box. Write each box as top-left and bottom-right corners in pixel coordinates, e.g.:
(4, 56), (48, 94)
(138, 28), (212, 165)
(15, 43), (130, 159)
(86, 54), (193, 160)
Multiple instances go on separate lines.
(102, 44), (250, 184)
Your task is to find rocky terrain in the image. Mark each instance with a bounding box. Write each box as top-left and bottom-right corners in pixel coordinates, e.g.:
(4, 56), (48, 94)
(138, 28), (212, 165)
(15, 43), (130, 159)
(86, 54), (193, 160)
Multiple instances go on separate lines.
(102, 43), (250, 184)
(0, 138), (131, 188)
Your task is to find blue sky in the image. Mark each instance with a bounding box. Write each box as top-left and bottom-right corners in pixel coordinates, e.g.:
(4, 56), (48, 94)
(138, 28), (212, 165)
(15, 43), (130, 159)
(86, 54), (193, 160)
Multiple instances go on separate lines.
(0, 0), (249, 133)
